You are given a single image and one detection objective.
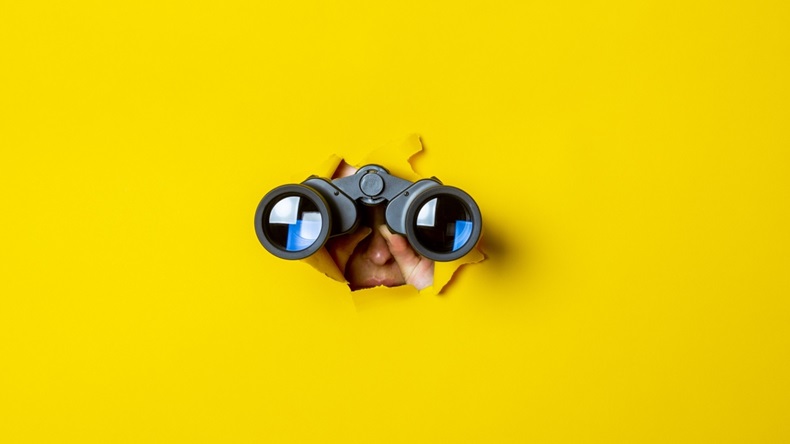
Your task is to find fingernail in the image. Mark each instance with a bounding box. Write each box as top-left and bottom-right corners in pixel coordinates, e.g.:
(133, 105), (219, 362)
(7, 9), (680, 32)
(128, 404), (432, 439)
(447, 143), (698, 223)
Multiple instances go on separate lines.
(377, 225), (392, 243)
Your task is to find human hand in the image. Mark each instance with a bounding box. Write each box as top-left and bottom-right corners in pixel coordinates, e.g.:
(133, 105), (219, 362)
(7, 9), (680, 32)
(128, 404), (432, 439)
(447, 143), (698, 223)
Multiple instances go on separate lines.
(324, 161), (435, 291)
(376, 224), (434, 291)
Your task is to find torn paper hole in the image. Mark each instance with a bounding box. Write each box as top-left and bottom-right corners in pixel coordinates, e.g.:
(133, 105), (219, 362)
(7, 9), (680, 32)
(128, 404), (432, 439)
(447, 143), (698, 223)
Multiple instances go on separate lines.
(299, 134), (486, 295)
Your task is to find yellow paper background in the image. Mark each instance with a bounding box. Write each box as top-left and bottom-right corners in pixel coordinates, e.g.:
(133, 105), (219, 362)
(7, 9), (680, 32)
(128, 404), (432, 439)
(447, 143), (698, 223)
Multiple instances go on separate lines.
(1, 1), (789, 442)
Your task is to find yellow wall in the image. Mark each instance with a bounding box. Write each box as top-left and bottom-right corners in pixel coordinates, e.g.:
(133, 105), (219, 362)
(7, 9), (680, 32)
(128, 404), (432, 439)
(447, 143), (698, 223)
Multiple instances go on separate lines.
(1, 1), (789, 442)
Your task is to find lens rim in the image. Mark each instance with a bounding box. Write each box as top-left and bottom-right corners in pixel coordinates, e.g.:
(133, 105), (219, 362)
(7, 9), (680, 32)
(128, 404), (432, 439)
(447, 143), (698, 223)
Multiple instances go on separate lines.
(404, 186), (482, 261)
(254, 184), (331, 260)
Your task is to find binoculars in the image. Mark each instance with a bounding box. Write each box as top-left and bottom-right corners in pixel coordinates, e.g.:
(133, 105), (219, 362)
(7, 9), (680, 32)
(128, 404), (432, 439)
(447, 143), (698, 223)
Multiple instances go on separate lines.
(254, 165), (482, 262)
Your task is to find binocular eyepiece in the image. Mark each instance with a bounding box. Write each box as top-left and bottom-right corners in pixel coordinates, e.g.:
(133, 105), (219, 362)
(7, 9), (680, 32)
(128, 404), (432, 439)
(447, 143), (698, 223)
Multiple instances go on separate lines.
(254, 165), (482, 262)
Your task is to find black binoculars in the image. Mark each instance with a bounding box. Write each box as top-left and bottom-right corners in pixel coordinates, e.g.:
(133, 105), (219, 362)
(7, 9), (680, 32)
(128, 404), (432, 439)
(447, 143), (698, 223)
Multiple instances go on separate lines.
(254, 165), (482, 261)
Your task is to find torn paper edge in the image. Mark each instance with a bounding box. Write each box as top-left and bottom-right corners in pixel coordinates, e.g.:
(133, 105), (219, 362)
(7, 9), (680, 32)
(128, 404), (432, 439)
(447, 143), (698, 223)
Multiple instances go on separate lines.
(297, 134), (487, 295)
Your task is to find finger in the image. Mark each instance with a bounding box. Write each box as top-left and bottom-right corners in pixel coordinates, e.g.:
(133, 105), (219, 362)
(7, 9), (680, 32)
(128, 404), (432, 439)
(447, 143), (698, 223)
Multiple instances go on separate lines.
(325, 226), (372, 273)
(378, 225), (434, 290)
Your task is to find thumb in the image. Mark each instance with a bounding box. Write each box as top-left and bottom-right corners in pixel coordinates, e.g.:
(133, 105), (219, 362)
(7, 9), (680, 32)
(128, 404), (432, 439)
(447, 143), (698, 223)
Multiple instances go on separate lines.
(378, 225), (434, 290)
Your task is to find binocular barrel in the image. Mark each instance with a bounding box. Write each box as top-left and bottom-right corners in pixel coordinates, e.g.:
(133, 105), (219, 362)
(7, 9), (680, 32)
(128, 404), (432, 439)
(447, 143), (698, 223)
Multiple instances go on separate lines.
(254, 165), (482, 262)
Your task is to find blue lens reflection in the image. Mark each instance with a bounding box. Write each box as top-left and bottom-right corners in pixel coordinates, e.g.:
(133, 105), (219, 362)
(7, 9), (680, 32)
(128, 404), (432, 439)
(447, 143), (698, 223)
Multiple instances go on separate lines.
(267, 196), (323, 252)
(285, 215), (322, 251)
(413, 195), (473, 255)
(452, 220), (473, 252)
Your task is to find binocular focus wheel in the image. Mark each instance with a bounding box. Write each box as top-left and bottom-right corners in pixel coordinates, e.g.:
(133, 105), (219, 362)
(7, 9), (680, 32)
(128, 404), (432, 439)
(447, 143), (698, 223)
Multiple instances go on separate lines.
(255, 184), (332, 260)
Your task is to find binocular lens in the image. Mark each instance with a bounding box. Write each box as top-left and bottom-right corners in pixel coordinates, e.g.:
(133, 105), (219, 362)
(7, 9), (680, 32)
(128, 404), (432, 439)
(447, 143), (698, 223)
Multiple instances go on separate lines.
(413, 194), (475, 254)
(256, 168), (481, 263)
(263, 194), (324, 252)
